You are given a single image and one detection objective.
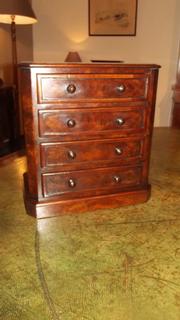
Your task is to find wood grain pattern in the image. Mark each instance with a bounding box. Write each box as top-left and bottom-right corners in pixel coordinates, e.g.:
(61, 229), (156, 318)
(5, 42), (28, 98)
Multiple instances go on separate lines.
(19, 63), (160, 218)
(38, 107), (145, 137)
(40, 137), (144, 169)
(37, 74), (148, 103)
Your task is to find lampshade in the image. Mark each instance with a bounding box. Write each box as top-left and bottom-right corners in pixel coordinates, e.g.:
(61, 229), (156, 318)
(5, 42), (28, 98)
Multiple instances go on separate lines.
(0, 0), (37, 25)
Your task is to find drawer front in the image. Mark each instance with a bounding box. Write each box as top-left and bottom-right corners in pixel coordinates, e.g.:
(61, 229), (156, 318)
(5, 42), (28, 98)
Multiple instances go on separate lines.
(40, 138), (144, 169)
(42, 165), (143, 198)
(37, 74), (148, 103)
(38, 107), (145, 137)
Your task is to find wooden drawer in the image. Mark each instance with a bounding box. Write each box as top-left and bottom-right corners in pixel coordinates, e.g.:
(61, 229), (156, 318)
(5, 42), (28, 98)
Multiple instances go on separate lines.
(42, 165), (143, 198)
(40, 138), (144, 169)
(37, 74), (148, 103)
(38, 107), (146, 138)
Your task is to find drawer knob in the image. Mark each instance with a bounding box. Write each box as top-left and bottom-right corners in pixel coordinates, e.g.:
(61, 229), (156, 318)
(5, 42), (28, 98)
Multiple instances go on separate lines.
(67, 119), (76, 128)
(68, 150), (76, 159)
(116, 118), (125, 126)
(67, 84), (76, 94)
(68, 178), (76, 188)
(117, 84), (125, 93)
(115, 147), (123, 155)
(113, 175), (121, 183)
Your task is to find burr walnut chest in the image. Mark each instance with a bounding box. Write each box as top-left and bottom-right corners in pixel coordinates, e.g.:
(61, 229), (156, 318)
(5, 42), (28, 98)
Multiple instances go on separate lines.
(19, 63), (160, 218)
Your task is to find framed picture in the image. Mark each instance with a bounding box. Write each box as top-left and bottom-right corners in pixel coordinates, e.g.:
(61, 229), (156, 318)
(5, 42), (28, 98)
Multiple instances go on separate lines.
(88, 0), (138, 36)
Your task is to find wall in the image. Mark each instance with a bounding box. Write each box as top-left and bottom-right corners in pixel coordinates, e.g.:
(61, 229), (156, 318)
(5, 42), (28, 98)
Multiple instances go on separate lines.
(32, 0), (180, 126)
(0, 25), (11, 82)
(0, 23), (34, 135)
(0, 25), (33, 84)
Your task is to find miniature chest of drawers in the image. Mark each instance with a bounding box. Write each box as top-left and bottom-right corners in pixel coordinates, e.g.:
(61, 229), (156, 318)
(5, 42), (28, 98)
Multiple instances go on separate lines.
(19, 63), (160, 218)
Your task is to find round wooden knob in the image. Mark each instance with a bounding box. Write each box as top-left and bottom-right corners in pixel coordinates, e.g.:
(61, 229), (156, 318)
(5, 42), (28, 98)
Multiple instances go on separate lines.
(116, 118), (125, 126)
(68, 150), (76, 159)
(115, 147), (123, 155)
(113, 175), (121, 183)
(68, 179), (76, 188)
(117, 84), (125, 93)
(67, 84), (76, 94)
(67, 119), (76, 128)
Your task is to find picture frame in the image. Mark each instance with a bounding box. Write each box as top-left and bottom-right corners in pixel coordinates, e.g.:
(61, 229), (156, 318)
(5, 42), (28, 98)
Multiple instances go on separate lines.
(88, 0), (138, 36)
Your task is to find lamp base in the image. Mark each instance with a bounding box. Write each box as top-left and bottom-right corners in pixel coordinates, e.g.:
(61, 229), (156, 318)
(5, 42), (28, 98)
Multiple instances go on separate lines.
(65, 51), (82, 62)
